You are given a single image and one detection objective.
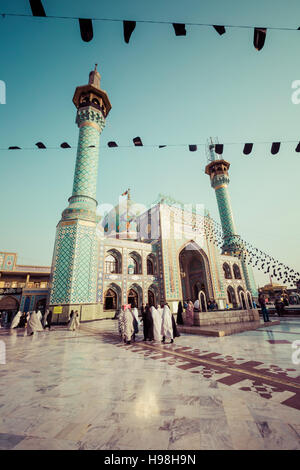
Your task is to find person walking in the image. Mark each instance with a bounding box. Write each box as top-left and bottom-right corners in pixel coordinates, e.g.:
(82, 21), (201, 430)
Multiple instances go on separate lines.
(176, 301), (184, 325)
(258, 293), (269, 322)
(144, 304), (154, 341)
(27, 311), (44, 336)
(10, 311), (22, 329)
(151, 306), (162, 342)
(68, 310), (80, 331)
(161, 304), (173, 344)
(44, 310), (53, 330)
(131, 303), (139, 342)
(185, 300), (194, 326)
(123, 305), (134, 344)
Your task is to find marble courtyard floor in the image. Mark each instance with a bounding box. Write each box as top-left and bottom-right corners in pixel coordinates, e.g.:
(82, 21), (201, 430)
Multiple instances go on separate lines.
(0, 318), (300, 450)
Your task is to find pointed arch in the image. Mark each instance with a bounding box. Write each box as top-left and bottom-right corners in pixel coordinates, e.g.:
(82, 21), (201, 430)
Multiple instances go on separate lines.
(178, 240), (214, 301)
(128, 251), (142, 274)
(104, 283), (122, 311)
(128, 283), (143, 308)
(148, 283), (159, 307)
(105, 249), (122, 274)
(237, 286), (247, 310)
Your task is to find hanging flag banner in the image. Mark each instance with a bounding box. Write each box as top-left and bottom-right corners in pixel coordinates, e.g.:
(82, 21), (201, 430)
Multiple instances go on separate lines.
(253, 27), (267, 51)
(29, 0), (46, 17)
(79, 18), (94, 42)
(172, 23), (186, 36)
(213, 25), (226, 35)
(123, 21), (136, 43)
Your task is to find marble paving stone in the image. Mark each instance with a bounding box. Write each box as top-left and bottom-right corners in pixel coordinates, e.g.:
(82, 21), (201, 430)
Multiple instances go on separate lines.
(0, 433), (25, 450)
(0, 318), (300, 450)
(13, 436), (79, 450)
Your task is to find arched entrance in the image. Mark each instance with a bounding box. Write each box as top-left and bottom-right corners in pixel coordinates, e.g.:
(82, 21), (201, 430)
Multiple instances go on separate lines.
(104, 288), (117, 310)
(199, 291), (207, 312)
(246, 291), (253, 309)
(128, 284), (143, 309)
(128, 288), (138, 308)
(237, 287), (247, 310)
(148, 290), (155, 307)
(227, 286), (237, 308)
(148, 283), (159, 307)
(104, 283), (121, 312)
(0, 296), (19, 324)
(179, 242), (213, 302)
(0, 296), (19, 312)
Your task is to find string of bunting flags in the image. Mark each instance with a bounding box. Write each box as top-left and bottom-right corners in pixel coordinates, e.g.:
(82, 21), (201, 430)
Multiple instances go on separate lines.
(2, 0), (300, 50)
(2, 137), (300, 155)
(201, 214), (300, 286)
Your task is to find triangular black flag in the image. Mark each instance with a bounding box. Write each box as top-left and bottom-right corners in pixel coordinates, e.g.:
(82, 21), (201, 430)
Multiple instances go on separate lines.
(123, 21), (136, 43)
(35, 142), (46, 149)
(173, 23), (186, 36)
(295, 142), (300, 152)
(79, 18), (94, 42)
(108, 141), (118, 147)
(253, 28), (267, 51)
(60, 142), (71, 148)
(213, 25), (226, 35)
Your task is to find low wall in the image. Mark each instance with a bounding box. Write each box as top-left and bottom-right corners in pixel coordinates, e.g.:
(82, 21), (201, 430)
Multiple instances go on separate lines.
(49, 303), (115, 323)
(182, 308), (259, 327)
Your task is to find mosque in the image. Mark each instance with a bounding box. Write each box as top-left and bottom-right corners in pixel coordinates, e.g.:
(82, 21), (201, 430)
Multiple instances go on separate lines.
(48, 65), (258, 323)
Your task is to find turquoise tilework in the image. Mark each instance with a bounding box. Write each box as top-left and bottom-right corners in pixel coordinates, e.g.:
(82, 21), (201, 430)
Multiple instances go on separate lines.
(72, 125), (101, 200)
(215, 186), (237, 238)
(50, 222), (97, 305)
(50, 224), (77, 304)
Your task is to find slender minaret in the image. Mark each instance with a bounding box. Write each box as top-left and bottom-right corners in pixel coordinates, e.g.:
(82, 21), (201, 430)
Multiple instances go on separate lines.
(205, 141), (257, 298)
(49, 65), (111, 318)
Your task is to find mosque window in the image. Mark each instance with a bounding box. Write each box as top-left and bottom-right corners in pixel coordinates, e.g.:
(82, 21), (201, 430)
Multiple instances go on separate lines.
(147, 258), (154, 275)
(92, 98), (100, 106)
(223, 262), (232, 279)
(233, 264), (242, 279)
(128, 257), (138, 274)
(128, 252), (142, 274)
(105, 254), (118, 274)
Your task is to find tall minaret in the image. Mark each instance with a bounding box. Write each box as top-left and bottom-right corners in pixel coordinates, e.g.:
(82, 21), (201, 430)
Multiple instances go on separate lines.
(205, 141), (257, 298)
(49, 65), (111, 319)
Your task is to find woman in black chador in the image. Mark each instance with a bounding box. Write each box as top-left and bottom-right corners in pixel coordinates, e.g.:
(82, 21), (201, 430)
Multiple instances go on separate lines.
(144, 304), (154, 341)
(176, 301), (184, 325)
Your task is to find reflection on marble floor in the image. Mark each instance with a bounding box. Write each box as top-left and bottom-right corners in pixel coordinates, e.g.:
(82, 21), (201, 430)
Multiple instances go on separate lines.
(0, 318), (299, 450)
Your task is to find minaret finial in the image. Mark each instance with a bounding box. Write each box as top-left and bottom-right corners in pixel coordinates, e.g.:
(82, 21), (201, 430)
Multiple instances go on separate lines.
(88, 64), (101, 89)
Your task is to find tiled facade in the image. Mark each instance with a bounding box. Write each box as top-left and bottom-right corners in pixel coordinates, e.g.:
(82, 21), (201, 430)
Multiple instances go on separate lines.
(48, 68), (257, 322)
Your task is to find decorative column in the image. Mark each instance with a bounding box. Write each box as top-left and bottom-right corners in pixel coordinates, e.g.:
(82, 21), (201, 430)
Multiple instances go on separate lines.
(205, 143), (258, 299)
(49, 65), (111, 319)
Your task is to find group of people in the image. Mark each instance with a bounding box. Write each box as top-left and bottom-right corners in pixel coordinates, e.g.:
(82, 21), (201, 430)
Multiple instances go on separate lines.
(176, 300), (196, 327)
(6, 308), (80, 335)
(68, 310), (80, 331)
(258, 292), (286, 322)
(118, 303), (180, 345)
(6, 309), (53, 335)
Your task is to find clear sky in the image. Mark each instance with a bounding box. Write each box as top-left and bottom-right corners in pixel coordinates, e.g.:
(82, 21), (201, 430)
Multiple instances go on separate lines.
(0, 0), (299, 287)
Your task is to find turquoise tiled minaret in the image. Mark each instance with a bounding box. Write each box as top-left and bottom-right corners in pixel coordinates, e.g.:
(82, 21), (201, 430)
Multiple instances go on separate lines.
(49, 65), (111, 315)
(205, 143), (258, 298)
